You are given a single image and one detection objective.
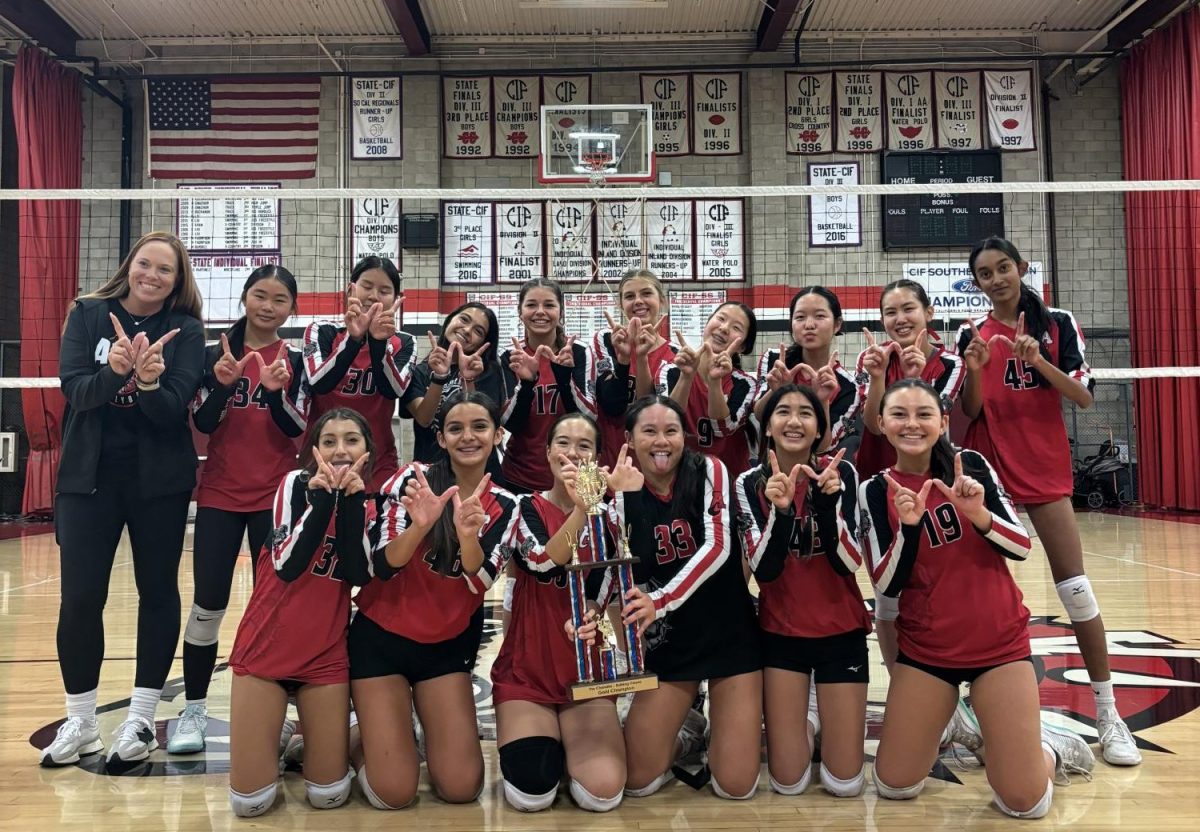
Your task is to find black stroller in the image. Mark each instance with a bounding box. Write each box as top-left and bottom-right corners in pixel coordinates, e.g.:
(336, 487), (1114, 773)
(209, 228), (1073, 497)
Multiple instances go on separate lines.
(1072, 439), (1134, 509)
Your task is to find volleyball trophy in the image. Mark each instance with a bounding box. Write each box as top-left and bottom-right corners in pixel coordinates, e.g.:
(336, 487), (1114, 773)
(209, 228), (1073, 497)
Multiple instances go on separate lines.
(566, 461), (659, 701)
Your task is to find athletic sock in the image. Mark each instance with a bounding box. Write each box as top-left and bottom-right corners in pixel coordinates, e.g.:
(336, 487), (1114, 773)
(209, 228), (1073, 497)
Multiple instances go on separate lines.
(66, 689), (98, 723)
(1091, 679), (1119, 720)
(128, 687), (162, 724)
(185, 698), (207, 709)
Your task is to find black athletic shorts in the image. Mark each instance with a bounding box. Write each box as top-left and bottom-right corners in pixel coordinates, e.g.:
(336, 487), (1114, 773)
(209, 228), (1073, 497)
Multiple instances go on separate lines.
(762, 629), (869, 684)
(348, 609), (484, 684)
(895, 650), (1033, 688)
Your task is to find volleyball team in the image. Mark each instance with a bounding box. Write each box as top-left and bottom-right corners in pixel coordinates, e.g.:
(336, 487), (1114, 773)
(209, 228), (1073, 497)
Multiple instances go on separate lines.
(42, 230), (1141, 820)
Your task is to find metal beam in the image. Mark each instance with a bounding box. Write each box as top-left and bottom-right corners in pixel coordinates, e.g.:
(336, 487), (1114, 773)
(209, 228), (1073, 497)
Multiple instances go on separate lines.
(1107, 0), (1193, 48)
(756, 0), (803, 52)
(0, 0), (78, 56)
(381, 0), (430, 57)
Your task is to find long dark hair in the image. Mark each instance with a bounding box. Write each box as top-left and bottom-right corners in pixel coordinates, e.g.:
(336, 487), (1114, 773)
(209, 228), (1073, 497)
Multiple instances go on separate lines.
(707, 302), (757, 369)
(969, 236), (1052, 360)
(624, 395), (708, 520)
(225, 264), (298, 355)
(756, 383), (827, 469)
(300, 407), (376, 482)
(879, 378), (958, 486)
(426, 391), (502, 574)
(438, 302), (500, 370)
(785, 286), (842, 367)
(351, 255), (402, 295)
(518, 277), (566, 350)
(880, 278), (932, 311)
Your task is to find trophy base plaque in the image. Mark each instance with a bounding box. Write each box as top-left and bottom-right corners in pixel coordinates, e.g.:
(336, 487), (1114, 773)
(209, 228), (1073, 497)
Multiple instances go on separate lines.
(570, 672), (659, 702)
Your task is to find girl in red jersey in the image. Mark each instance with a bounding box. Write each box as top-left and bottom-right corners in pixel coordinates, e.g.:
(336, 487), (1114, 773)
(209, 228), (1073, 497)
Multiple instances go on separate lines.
(303, 256), (415, 491)
(755, 287), (860, 454)
(593, 268), (675, 469)
(658, 302), (758, 476)
(171, 265), (307, 756)
(226, 408), (375, 818)
(491, 413), (627, 813)
(349, 392), (520, 810)
(955, 237), (1140, 767)
(861, 379), (1094, 818)
(500, 278), (597, 493)
(603, 396), (762, 801)
(734, 383), (868, 799)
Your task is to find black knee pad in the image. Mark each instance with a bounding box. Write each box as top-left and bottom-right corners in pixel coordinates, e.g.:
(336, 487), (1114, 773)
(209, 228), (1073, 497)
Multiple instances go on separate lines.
(499, 736), (565, 797)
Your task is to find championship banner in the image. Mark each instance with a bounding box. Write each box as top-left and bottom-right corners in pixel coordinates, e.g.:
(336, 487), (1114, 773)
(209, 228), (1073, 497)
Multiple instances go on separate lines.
(934, 71), (983, 149)
(692, 73), (741, 155)
(350, 197), (401, 266)
(350, 77), (402, 159)
(808, 163), (861, 247)
(885, 71), (934, 150)
(177, 183), (280, 252)
(495, 201), (544, 283)
(548, 201), (595, 283)
(565, 293), (617, 339)
(493, 76), (540, 158)
(542, 75), (592, 159)
(696, 199), (743, 281)
(641, 73), (690, 156)
(596, 200), (645, 282)
(835, 72), (883, 153)
(645, 200), (693, 281)
(984, 69), (1036, 150)
(443, 76), (493, 158)
(194, 254), (282, 323)
(442, 202), (493, 283)
(785, 72), (833, 155)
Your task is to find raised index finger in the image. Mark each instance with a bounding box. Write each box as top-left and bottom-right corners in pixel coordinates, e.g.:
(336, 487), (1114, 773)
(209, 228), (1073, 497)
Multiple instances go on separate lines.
(862, 327), (876, 347)
(826, 447), (847, 473)
(953, 451), (964, 481)
(604, 311), (617, 330)
(1016, 311), (1026, 338)
(767, 449), (780, 476)
(473, 473), (492, 499)
(969, 320), (981, 340)
(109, 313), (129, 342)
(674, 330), (691, 351)
(154, 328), (180, 348)
(220, 332), (232, 357)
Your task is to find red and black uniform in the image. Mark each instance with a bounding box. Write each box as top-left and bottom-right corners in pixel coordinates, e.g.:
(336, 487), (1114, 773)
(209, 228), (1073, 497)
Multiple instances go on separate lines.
(853, 341), (965, 479)
(303, 321), (415, 491)
(349, 463), (520, 683)
(491, 493), (608, 706)
(228, 471), (374, 687)
(592, 331), (678, 468)
(755, 348), (862, 453)
(499, 338), (597, 492)
(954, 309), (1092, 504)
(657, 363), (756, 477)
(860, 451), (1032, 675)
(605, 456), (760, 681)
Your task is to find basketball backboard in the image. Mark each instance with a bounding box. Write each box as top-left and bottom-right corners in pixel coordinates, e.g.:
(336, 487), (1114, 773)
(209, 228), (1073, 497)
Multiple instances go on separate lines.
(539, 104), (655, 184)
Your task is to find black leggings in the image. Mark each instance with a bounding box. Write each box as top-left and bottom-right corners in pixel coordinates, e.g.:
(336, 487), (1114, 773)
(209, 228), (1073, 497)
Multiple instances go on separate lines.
(55, 473), (192, 694)
(182, 506), (273, 701)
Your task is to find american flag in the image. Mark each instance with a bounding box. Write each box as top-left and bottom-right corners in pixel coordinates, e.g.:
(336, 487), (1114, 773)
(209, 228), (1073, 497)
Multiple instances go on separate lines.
(147, 77), (320, 180)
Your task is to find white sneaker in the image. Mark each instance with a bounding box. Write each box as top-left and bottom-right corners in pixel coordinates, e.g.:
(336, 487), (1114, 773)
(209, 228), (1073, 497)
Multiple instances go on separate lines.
(1041, 722), (1095, 785)
(1097, 715), (1142, 766)
(39, 717), (103, 767)
(412, 710), (427, 763)
(944, 697), (985, 757)
(166, 704), (208, 754)
(106, 716), (158, 766)
(676, 707), (707, 761)
(807, 685), (821, 738)
(278, 718), (297, 757)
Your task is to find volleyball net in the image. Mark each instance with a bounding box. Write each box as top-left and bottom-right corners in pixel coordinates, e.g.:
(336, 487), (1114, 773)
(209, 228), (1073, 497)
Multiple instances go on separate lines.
(1, 179), (1197, 512)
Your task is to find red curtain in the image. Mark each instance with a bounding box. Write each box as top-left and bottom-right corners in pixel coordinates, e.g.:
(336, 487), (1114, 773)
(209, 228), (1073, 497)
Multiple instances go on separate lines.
(1121, 8), (1200, 511)
(12, 47), (82, 513)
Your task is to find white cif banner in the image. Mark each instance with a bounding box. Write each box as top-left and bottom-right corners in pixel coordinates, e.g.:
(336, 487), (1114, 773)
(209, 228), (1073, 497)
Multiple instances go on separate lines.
(495, 201), (544, 284)
(692, 73), (741, 155)
(493, 76), (540, 158)
(902, 261), (1043, 315)
(542, 75), (592, 160)
(785, 72), (834, 155)
(442, 202), (493, 284)
(984, 69), (1036, 150)
(934, 71), (983, 150)
(645, 200), (694, 281)
(695, 199), (743, 281)
(835, 72), (883, 153)
(641, 73), (690, 156)
(194, 253), (282, 323)
(350, 77), (402, 159)
(596, 199), (645, 282)
(565, 293), (617, 340)
(547, 200), (595, 283)
(885, 71), (934, 151)
(669, 290), (726, 346)
(443, 76), (493, 158)
(351, 198), (401, 266)
(808, 163), (861, 247)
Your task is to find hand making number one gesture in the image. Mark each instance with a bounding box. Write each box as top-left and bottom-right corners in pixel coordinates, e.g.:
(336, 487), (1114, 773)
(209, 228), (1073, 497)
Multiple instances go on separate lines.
(764, 449), (804, 511)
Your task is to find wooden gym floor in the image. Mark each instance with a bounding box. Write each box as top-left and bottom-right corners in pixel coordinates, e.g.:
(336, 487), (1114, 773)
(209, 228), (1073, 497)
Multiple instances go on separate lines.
(1, 508), (1198, 831)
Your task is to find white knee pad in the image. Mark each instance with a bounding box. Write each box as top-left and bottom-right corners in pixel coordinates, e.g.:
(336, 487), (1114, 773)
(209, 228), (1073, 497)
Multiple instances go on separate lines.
(358, 765), (410, 810)
(820, 762), (865, 798)
(711, 774), (758, 800)
(1055, 576), (1100, 623)
(503, 576), (516, 613)
(768, 765), (812, 795)
(502, 779), (557, 812)
(184, 604), (226, 647)
(306, 769), (353, 810)
(995, 781), (1053, 820)
(872, 767), (925, 800)
(624, 770), (673, 798)
(229, 782), (277, 817)
(569, 779), (622, 812)
(874, 593), (899, 622)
